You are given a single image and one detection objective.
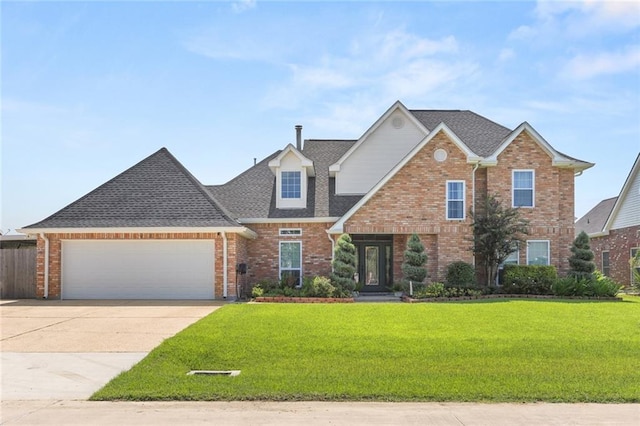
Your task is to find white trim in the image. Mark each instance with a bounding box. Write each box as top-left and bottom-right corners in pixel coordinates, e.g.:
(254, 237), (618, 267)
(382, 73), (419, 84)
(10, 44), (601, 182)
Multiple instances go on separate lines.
(329, 101), (429, 175)
(485, 122), (594, 171)
(446, 180), (466, 220)
(238, 217), (339, 224)
(222, 231), (227, 299)
(512, 169), (535, 208)
(329, 122), (480, 234)
(18, 226), (257, 239)
(602, 154), (640, 233)
(40, 233), (49, 299)
(526, 240), (550, 266)
(279, 240), (302, 286)
(268, 144), (315, 176)
(631, 247), (640, 286)
(279, 228), (302, 236)
(601, 250), (610, 276)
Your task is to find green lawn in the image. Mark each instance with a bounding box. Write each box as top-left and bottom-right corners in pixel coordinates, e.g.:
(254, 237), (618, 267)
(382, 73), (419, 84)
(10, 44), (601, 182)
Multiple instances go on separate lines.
(92, 297), (640, 402)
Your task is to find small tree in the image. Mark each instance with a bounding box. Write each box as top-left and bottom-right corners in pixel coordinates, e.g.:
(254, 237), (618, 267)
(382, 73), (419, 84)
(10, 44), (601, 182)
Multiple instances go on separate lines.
(471, 194), (529, 286)
(568, 231), (595, 280)
(330, 233), (356, 295)
(401, 233), (427, 284)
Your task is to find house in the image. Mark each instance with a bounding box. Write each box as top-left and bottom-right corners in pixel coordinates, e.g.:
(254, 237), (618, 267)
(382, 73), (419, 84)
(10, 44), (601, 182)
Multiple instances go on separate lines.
(576, 154), (640, 287)
(19, 101), (593, 299)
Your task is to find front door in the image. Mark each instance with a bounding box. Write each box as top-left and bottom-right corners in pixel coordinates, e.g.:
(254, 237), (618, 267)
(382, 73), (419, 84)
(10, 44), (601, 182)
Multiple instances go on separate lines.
(353, 236), (393, 293)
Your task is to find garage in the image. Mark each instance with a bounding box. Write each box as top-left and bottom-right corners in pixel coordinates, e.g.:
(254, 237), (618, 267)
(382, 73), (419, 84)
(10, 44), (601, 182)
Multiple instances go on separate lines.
(61, 240), (215, 299)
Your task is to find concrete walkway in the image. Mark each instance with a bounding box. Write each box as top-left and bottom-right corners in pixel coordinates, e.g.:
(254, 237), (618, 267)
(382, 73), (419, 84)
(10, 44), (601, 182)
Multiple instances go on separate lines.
(2, 400), (639, 425)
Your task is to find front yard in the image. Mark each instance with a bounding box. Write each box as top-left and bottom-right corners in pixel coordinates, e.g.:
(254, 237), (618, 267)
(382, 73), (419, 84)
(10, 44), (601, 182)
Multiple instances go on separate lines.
(92, 297), (640, 402)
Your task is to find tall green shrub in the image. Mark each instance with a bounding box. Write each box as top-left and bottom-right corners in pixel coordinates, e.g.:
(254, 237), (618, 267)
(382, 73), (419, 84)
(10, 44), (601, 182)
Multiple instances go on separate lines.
(568, 231), (595, 280)
(401, 234), (427, 284)
(445, 261), (476, 288)
(330, 234), (356, 295)
(502, 264), (557, 295)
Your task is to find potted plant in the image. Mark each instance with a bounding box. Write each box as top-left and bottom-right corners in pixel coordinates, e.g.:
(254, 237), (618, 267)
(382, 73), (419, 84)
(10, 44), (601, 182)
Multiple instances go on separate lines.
(390, 282), (405, 297)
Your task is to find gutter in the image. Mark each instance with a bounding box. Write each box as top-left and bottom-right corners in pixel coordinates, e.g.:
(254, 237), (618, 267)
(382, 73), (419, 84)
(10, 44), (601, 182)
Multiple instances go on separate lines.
(40, 233), (49, 299)
(222, 231), (228, 299)
(326, 231), (335, 269)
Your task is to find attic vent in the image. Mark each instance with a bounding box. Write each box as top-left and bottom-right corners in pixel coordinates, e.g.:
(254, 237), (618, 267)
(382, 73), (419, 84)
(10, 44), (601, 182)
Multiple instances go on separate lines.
(391, 116), (404, 129)
(434, 149), (448, 162)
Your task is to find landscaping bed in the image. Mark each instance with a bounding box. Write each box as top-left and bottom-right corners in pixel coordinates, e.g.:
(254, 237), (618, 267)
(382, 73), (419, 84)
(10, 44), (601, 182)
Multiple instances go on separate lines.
(253, 296), (354, 303)
(402, 294), (623, 303)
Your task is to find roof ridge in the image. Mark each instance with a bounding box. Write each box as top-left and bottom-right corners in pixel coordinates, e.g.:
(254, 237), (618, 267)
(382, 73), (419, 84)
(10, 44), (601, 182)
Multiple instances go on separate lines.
(24, 148), (171, 228)
(160, 148), (240, 225)
(215, 150), (281, 187)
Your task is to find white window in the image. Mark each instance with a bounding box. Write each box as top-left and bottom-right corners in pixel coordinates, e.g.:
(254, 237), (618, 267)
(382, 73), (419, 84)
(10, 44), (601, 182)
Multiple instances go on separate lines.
(527, 240), (549, 265)
(280, 241), (302, 286)
(602, 251), (610, 277)
(281, 171), (301, 199)
(513, 170), (534, 208)
(279, 228), (302, 236)
(446, 180), (465, 220)
(503, 247), (519, 265)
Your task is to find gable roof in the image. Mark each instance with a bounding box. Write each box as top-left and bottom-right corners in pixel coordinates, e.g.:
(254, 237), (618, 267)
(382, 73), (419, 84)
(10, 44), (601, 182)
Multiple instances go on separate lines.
(208, 140), (357, 221)
(575, 197), (617, 235)
(268, 143), (315, 176)
(486, 122), (594, 171)
(22, 148), (250, 233)
(601, 152), (640, 233)
(329, 123), (474, 234)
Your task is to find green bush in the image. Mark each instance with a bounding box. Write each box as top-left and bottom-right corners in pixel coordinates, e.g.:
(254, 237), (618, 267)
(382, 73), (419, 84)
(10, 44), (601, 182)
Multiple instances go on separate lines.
(255, 278), (280, 293)
(589, 271), (622, 297)
(551, 272), (622, 298)
(445, 261), (477, 288)
(330, 234), (357, 294)
(301, 276), (336, 298)
(251, 285), (264, 298)
(502, 265), (557, 295)
(412, 283), (482, 299)
(551, 277), (588, 297)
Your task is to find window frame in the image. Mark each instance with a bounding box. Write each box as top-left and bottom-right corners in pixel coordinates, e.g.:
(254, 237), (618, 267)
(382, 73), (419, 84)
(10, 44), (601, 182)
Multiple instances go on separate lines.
(602, 250), (610, 277)
(281, 170), (302, 199)
(526, 240), (550, 265)
(503, 247), (520, 266)
(446, 180), (465, 220)
(631, 248), (640, 286)
(512, 169), (535, 208)
(279, 228), (302, 236)
(279, 241), (302, 287)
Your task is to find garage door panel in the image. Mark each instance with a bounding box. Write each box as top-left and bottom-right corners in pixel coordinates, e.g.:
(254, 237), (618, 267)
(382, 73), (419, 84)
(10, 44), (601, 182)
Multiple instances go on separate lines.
(62, 240), (215, 299)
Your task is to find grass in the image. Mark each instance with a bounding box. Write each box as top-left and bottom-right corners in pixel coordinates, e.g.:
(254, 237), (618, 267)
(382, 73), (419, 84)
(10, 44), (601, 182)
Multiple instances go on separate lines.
(92, 296), (640, 402)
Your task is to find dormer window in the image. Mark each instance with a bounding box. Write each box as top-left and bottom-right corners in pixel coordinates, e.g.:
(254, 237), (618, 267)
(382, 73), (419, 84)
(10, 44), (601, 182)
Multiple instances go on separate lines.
(268, 143), (315, 210)
(282, 171), (301, 199)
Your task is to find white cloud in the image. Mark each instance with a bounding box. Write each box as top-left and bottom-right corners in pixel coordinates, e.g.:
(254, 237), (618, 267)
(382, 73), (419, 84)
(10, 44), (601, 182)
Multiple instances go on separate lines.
(498, 48), (515, 62)
(562, 46), (640, 80)
(232, 0), (256, 14)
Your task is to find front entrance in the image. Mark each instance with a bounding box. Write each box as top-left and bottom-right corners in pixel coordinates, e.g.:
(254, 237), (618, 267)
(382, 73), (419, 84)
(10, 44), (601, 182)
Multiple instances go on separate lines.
(353, 235), (393, 293)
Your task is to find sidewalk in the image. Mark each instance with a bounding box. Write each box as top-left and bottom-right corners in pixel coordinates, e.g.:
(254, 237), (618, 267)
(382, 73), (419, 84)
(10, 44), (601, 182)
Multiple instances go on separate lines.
(2, 400), (639, 425)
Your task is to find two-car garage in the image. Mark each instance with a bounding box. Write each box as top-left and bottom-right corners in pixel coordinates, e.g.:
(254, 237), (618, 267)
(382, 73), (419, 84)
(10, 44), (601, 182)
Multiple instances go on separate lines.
(61, 240), (216, 299)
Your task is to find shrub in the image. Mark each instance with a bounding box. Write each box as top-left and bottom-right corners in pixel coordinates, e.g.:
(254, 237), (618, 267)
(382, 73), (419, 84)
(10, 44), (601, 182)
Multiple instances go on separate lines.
(568, 231), (595, 280)
(551, 272), (621, 298)
(401, 234), (427, 284)
(331, 234), (357, 294)
(251, 285), (264, 298)
(589, 271), (622, 297)
(445, 261), (476, 288)
(551, 277), (588, 297)
(302, 276), (336, 298)
(255, 278), (280, 293)
(502, 265), (557, 295)
(411, 283), (483, 299)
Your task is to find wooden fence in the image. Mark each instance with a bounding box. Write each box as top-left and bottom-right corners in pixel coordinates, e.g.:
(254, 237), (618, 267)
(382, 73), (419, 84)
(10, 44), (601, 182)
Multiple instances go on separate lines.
(0, 246), (37, 299)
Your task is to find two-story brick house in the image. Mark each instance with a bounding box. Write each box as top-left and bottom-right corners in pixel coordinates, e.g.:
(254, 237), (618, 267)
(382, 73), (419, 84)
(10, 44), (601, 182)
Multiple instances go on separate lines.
(20, 101), (593, 299)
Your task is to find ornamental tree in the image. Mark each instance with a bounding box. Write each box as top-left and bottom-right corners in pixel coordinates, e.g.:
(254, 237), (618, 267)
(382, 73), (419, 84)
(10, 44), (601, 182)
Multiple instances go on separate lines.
(470, 194), (529, 286)
(401, 233), (427, 284)
(330, 233), (357, 295)
(568, 231), (595, 280)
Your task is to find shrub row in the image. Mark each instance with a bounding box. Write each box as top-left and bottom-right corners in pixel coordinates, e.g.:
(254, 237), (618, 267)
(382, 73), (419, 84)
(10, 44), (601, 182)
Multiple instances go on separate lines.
(252, 276), (351, 299)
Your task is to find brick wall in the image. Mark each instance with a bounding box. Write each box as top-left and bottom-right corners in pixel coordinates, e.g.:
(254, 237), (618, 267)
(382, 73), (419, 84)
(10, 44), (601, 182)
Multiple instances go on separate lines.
(35, 232), (242, 299)
(344, 131), (475, 281)
(589, 225), (640, 286)
(489, 132), (576, 276)
(245, 222), (335, 283)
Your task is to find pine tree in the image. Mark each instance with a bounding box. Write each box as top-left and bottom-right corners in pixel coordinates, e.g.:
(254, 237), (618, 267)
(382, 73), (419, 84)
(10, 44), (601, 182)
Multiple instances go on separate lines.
(401, 233), (427, 284)
(568, 231), (595, 280)
(330, 234), (356, 295)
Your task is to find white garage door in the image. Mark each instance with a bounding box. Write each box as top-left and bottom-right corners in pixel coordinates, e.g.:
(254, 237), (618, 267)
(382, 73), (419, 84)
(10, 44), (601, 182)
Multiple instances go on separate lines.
(62, 240), (215, 299)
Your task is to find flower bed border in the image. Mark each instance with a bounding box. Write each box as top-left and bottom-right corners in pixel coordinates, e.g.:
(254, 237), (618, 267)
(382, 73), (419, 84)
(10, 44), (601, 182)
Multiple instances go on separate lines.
(253, 296), (355, 303)
(402, 294), (622, 303)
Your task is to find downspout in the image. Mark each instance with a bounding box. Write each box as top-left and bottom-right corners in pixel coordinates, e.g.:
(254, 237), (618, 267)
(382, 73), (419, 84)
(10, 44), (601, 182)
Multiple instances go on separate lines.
(40, 233), (49, 299)
(222, 232), (228, 299)
(471, 162), (480, 274)
(327, 231), (335, 269)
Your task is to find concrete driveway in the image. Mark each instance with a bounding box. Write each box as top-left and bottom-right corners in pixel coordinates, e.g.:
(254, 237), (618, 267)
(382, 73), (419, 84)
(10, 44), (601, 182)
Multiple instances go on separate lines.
(0, 299), (223, 400)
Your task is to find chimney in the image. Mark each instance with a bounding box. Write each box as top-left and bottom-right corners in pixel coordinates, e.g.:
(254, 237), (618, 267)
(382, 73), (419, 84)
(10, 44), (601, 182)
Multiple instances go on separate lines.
(295, 125), (303, 151)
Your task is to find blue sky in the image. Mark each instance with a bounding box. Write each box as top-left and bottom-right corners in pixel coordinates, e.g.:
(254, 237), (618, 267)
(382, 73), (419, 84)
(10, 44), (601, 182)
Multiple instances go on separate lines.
(2, 0), (639, 233)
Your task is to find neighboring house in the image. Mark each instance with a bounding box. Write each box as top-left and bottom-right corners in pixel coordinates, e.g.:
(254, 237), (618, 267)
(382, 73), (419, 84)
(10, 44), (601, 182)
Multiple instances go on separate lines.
(19, 101), (593, 299)
(576, 153), (640, 287)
